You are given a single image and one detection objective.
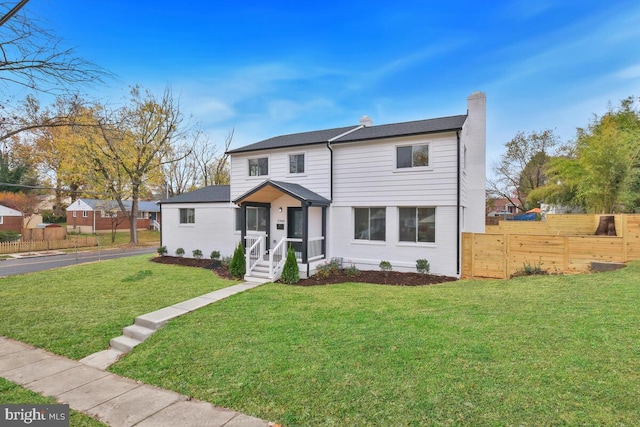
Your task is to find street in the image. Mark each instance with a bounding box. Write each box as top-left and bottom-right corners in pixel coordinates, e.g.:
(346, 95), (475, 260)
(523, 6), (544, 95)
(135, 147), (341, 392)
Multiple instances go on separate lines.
(0, 247), (157, 277)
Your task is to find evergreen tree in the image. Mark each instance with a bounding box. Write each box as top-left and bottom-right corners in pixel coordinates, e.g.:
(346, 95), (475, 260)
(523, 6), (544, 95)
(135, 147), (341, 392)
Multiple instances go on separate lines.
(229, 243), (246, 279)
(280, 246), (300, 284)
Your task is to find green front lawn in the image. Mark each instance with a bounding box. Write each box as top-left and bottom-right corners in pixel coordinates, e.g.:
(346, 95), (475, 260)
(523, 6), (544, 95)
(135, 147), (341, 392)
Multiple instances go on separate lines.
(2, 254), (639, 425)
(0, 255), (237, 359)
(0, 379), (106, 427)
(111, 265), (640, 426)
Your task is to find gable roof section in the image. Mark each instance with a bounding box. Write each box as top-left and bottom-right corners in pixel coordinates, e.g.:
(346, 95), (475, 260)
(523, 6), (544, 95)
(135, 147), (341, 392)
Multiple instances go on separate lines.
(233, 180), (330, 206)
(159, 185), (231, 204)
(0, 203), (22, 216)
(227, 115), (467, 154)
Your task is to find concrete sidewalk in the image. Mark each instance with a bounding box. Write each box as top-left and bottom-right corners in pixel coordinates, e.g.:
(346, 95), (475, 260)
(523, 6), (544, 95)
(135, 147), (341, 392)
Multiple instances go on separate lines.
(0, 336), (273, 426)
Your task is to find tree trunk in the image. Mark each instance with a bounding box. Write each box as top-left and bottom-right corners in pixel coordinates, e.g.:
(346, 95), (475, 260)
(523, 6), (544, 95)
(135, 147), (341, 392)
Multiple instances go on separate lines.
(595, 215), (617, 236)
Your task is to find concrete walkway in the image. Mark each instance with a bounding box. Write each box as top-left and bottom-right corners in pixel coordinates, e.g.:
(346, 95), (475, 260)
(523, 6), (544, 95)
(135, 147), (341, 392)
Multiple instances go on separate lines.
(0, 337), (273, 426)
(0, 282), (275, 426)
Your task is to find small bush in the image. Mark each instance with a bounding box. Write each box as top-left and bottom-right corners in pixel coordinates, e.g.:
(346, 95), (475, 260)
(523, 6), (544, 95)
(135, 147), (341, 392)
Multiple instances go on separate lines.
(511, 260), (548, 278)
(157, 246), (167, 256)
(345, 264), (360, 277)
(379, 260), (392, 272)
(416, 259), (430, 274)
(175, 247), (185, 257)
(220, 256), (232, 268)
(229, 243), (246, 278)
(192, 249), (203, 259)
(315, 259), (341, 279)
(210, 250), (221, 260)
(280, 246), (300, 284)
(0, 231), (21, 243)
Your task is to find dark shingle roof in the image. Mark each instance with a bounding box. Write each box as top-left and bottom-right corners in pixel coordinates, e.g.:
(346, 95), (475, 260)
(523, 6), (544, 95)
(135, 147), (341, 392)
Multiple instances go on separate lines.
(159, 185), (231, 204)
(227, 126), (358, 154)
(336, 115), (467, 143)
(227, 115), (467, 154)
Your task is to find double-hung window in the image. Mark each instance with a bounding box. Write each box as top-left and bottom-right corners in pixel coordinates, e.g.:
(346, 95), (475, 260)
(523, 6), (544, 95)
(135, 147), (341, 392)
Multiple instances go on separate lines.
(82, 211), (88, 218)
(399, 207), (435, 243)
(354, 207), (386, 241)
(397, 144), (429, 168)
(179, 208), (195, 224)
(249, 157), (268, 176)
(236, 207), (268, 232)
(289, 153), (305, 174)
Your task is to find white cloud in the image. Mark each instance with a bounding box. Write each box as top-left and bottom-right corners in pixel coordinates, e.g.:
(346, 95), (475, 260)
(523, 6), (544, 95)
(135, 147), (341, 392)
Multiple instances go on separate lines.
(614, 64), (640, 80)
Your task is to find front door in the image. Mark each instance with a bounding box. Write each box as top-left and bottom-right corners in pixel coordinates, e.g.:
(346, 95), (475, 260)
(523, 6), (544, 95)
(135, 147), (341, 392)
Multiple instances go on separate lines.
(287, 207), (303, 255)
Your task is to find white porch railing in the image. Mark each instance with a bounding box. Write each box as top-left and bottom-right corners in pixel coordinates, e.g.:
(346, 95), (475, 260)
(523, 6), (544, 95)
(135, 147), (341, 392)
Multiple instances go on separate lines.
(152, 220), (161, 231)
(308, 236), (325, 261)
(245, 235), (264, 276)
(268, 238), (288, 281)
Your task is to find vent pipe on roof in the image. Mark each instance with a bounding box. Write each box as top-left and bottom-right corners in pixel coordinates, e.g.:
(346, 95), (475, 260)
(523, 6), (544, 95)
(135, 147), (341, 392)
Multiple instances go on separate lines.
(359, 115), (373, 127)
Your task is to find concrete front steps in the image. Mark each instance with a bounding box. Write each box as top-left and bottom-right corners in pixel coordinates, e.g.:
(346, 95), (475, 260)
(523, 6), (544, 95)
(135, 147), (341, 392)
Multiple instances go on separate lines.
(244, 260), (272, 284)
(80, 282), (265, 370)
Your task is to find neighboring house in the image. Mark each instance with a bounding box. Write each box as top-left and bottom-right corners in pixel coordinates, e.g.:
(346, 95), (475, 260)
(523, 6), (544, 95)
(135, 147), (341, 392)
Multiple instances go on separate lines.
(160, 92), (486, 280)
(487, 197), (518, 217)
(0, 204), (23, 233)
(66, 198), (161, 233)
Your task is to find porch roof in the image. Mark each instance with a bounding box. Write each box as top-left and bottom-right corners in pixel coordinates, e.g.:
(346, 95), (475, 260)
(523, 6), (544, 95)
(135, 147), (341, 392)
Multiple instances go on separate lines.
(233, 180), (330, 206)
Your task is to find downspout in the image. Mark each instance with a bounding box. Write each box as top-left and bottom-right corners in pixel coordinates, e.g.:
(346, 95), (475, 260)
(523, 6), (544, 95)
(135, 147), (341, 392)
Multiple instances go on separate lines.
(456, 130), (461, 276)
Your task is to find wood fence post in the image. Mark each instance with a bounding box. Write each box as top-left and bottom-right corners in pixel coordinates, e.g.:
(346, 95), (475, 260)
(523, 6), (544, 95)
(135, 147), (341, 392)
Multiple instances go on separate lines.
(504, 233), (509, 279)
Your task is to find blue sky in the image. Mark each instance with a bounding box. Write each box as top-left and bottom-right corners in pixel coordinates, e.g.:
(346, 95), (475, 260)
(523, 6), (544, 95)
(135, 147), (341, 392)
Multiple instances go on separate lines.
(20, 1), (640, 167)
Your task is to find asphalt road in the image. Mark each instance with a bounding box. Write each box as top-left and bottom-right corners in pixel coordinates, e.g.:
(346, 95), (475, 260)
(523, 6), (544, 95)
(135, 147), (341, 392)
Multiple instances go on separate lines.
(0, 247), (157, 277)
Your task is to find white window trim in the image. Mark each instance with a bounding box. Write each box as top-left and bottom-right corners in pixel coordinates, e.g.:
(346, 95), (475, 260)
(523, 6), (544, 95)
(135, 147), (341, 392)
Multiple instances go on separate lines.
(397, 206), (436, 245)
(352, 207), (387, 243)
(178, 208), (196, 225)
(287, 152), (307, 176)
(73, 211), (77, 218)
(394, 142), (433, 172)
(247, 155), (270, 179)
(82, 211), (89, 218)
(0, 216), (3, 225)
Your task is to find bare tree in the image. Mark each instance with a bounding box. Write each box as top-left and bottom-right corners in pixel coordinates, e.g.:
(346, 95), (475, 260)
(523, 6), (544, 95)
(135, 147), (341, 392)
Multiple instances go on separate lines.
(85, 86), (188, 244)
(0, 1), (109, 95)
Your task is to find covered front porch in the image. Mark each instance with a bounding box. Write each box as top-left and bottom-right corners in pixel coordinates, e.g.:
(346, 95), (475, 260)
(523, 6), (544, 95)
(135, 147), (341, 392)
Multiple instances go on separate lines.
(234, 180), (330, 282)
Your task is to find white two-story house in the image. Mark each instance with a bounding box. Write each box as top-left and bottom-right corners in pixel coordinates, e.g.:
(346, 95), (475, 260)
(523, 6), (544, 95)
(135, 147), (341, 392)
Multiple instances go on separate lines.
(160, 92), (486, 281)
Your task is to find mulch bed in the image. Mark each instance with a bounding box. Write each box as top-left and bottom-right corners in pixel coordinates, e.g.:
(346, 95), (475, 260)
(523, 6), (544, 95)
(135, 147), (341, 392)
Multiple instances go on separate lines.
(150, 256), (457, 286)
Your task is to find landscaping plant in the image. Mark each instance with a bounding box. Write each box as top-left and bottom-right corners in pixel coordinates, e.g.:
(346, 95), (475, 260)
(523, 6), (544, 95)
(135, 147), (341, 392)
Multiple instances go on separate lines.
(192, 249), (203, 259)
(229, 243), (246, 278)
(379, 260), (392, 272)
(280, 245), (300, 284)
(416, 258), (430, 274)
(175, 247), (185, 257)
(210, 250), (221, 260)
(157, 246), (167, 256)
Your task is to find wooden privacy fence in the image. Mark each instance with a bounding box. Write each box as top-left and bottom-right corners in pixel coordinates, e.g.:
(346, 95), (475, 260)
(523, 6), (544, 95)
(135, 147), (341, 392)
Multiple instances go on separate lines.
(0, 236), (99, 255)
(463, 214), (640, 279)
(21, 227), (66, 242)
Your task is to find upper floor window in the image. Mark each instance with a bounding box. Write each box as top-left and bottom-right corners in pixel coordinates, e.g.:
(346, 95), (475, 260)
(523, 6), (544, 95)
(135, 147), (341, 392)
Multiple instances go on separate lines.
(249, 157), (268, 176)
(354, 207), (386, 241)
(289, 153), (305, 174)
(399, 207), (435, 243)
(397, 144), (429, 169)
(179, 208), (195, 224)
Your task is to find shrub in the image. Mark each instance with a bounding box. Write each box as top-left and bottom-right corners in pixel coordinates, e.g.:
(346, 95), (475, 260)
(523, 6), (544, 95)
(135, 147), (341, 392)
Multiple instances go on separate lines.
(416, 259), (430, 274)
(229, 243), (246, 278)
(220, 256), (232, 268)
(157, 246), (167, 256)
(175, 247), (185, 257)
(511, 260), (548, 278)
(210, 250), (221, 260)
(315, 259), (341, 279)
(379, 260), (392, 272)
(192, 249), (203, 259)
(0, 231), (21, 243)
(280, 246), (300, 284)
(345, 264), (360, 277)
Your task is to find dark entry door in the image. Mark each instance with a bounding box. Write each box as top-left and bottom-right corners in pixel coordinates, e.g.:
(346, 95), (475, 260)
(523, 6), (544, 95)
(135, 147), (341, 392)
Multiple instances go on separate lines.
(287, 207), (303, 254)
